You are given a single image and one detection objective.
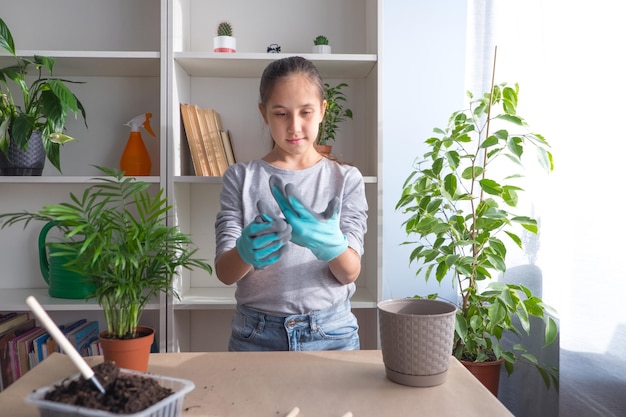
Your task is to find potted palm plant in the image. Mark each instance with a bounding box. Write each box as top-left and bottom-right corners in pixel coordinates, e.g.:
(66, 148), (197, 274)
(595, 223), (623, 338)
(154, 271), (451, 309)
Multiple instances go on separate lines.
(395, 81), (558, 395)
(316, 82), (352, 156)
(0, 166), (212, 371)
(0, 17), (87, 175)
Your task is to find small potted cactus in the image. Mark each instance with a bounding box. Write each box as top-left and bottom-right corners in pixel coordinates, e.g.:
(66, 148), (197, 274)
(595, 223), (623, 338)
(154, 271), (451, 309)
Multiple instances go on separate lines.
(213, 21), (236, 53)
(313, 35), (331, 54)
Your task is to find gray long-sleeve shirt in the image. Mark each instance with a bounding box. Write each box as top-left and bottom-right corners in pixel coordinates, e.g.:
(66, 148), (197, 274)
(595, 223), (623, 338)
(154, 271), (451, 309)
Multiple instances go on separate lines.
(215, 158), (368, 315)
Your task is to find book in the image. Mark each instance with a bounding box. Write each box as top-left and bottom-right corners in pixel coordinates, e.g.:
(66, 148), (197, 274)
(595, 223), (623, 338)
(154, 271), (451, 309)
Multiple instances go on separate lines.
(194, 105), (222, 176)
(6, 325), (42, 384)
(0, 312), (17, 324)
(45, 318), (87, 356)
(32, 331), (51, 363)
(89, 339), (102, 356)
(15, 326), (46, 377)
(0, 312), (29, 335)
(180, 103), (212, 176)
(0, 318), (35, 389)
(202, 107), (230, 175)
(67, 320), (99, 356)
(220, 129), (236, 166)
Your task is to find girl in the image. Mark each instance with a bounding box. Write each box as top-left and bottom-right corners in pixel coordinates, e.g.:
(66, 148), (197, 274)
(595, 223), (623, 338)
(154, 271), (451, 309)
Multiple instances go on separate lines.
(215, 56), (368, 351)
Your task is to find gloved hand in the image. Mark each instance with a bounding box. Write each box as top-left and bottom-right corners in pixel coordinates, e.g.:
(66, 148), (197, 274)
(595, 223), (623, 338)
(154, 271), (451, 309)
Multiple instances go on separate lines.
(269, 175), (348, 262)
(236, 200), (292, 269)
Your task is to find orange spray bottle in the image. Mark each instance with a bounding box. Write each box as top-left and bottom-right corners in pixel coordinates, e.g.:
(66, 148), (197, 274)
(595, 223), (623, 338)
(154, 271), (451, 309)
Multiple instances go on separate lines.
(120, 113), (155, 176)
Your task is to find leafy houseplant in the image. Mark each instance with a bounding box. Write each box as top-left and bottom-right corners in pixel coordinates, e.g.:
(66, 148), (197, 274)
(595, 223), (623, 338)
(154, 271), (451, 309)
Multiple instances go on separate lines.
(317, 82), (353, 147)
(0, 166), (212, 340)
(214, 21), (236, 53)
(0, 17), (87, 173)
(395, 81), (558, 389)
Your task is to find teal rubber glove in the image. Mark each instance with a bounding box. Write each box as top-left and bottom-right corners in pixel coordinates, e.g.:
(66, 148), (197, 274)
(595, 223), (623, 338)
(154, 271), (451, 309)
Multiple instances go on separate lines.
(236, 201), (292, 269)
(269, 175), (348, 262)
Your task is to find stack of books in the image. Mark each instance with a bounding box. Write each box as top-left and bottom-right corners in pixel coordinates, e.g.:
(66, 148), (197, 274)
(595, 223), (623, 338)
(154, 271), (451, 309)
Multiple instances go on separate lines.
(0, 312), (100, 391)
(180, 103), (237, 176)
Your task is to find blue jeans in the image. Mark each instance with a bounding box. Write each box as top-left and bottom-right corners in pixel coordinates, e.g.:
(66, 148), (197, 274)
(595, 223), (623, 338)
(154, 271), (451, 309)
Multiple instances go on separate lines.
(228, 300), (360, 351)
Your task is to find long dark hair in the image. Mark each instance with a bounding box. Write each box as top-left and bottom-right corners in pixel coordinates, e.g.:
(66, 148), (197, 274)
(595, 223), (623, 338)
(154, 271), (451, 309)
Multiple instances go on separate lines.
(259, 56), (324, 107)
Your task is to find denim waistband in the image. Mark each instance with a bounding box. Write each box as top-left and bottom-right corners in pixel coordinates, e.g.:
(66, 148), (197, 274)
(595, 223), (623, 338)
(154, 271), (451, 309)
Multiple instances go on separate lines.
(236, 299), (351, 329)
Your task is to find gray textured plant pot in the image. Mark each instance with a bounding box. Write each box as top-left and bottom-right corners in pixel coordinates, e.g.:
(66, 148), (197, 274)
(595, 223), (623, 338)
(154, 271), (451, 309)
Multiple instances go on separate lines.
(378, 298), (456, 387)
(0, 132), (46, 176)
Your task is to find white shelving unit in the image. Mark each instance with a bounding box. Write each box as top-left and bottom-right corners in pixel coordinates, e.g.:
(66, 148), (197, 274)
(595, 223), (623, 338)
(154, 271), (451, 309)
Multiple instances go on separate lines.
(0, 0), (382, 356)
(0, 0), (167, 351)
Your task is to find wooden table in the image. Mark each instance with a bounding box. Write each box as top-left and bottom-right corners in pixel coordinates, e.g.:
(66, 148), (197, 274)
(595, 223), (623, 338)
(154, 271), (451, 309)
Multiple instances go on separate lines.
(0, 350), (514, 417)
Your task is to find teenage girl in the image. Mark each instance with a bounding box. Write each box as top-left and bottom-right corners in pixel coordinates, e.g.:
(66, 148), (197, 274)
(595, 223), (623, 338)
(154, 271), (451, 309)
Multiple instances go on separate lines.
(214, 56), (368, 351)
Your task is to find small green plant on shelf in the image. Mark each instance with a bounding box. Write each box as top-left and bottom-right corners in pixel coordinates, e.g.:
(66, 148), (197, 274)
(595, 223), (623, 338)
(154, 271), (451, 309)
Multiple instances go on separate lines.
(317, 82), (353, 146)
(0, 17), (87, 172)
(0, 166), (213, 340)
(313, 35), (329, 46)
(217, 21), (233, 37)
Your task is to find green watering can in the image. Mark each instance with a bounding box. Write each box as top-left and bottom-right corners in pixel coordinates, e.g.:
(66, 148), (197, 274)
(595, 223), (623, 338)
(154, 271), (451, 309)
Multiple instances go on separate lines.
(38, 221), (96, 299)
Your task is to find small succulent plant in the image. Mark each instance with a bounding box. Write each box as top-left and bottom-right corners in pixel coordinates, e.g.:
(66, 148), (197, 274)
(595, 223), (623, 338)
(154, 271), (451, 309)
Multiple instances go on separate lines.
(314, 35), (329, 45)
(217, 21), (233, 37)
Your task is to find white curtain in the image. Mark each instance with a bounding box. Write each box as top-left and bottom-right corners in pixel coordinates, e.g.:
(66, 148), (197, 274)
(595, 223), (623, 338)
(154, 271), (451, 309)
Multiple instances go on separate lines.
(466, 1), (626, 416)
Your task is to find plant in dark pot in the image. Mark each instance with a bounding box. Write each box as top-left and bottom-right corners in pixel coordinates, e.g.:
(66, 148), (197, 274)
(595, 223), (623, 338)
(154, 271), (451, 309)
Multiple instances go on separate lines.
(0, 17), (87, 175)
(0, 166), (212, 371)
(316, 82), (352, 156)
(395, 80), (558, 395)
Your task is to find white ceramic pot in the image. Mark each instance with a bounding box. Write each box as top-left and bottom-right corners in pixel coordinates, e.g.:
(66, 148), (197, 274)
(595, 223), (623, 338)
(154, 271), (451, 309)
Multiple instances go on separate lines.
(214, 36), (236, 52)
(312, 44), (331, 54)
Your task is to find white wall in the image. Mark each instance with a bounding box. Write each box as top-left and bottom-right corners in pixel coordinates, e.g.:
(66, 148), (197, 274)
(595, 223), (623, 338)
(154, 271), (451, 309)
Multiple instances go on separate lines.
(381, 0), (468, 302)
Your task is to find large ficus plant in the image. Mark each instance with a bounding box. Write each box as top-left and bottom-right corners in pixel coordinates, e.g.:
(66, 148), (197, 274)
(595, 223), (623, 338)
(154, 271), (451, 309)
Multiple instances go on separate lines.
(396, 81), (558, 389)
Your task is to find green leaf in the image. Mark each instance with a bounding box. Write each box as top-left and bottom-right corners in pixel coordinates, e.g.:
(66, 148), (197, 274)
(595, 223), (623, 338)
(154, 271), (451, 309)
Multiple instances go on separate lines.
(479, 178), (503, 195)
(537, 147), (554, 172)
(496, 113), (525, 126)
(443, 173), (457, 198)
(545, 316), (558, 346)
(461, 166), (483, 180)
(501, 185), (519, 206)
(446, 150), (460, 169)
(507, 136), (523, 159)
(0, 18), (16, 56)
(480, 135), (499, 148)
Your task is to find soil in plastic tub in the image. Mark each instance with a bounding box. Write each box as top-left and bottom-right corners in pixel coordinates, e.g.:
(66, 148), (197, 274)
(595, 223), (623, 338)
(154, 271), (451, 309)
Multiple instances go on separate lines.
(43, 361), (172, 414)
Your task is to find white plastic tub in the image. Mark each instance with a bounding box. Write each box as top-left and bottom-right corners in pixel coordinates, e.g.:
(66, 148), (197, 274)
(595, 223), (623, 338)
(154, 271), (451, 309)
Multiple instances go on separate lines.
(26, 370), (194, 417)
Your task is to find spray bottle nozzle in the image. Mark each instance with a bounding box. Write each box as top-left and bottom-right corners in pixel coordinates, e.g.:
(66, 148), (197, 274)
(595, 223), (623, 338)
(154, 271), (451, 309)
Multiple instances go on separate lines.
(125, 113), (156, 137)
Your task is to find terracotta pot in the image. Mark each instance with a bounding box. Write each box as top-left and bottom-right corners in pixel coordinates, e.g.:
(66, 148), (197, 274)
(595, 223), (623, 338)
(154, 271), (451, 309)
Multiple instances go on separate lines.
(98, 326), (155, 372)
(461, 358), (504, 396)
(315, 144), (332, 156)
